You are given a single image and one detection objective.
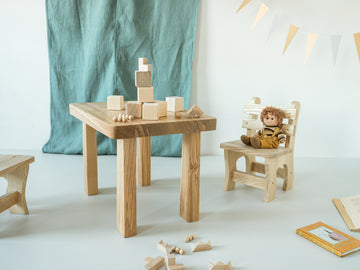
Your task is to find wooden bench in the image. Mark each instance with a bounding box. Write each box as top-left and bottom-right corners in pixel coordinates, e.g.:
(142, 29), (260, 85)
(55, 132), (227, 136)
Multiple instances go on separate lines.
(0, 155), (34, 215)
(220, 97), (300, 202)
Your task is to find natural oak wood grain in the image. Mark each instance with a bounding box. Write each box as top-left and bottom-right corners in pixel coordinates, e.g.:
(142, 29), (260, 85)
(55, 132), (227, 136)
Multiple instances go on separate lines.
(144, 256), (164, 270)
(220, 98), (300, 202)
(0, 155), (34, 215)
(117, 138), (137, 237)
(70, 102), (216, 139)
(333, 198), (360, 232)
(180, 132), (201, 222)
(70, 102), (217, 237)
(83, 123), (98, 195)
(0, 191), (20, 214)
(136, 137), (151, 186)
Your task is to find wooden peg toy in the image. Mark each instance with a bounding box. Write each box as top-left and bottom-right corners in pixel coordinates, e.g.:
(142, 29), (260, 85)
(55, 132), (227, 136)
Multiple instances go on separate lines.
(208, 261), (232, 270)
(191, 241), (212, 252)
(144, 256), (165, 270)
(172, 246), (185, 255)
(184, 234), (195, 242)
(112, 116), (118, 122)
(117, 114), (123, 122)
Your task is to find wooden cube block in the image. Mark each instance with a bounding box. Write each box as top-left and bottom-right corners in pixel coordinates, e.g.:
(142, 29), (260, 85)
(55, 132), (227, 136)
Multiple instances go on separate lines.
(138, 58), (148, 68)
(139, 64), (152, 72)
(126, 101), (142, 119)
(155, 101), (167, 118)
(107, 95), (124, 110)
(138, 87), (154, 102)
(142, 102), (160, 120)
(135, 71), (151, 87)
(166, 96), (184, 112)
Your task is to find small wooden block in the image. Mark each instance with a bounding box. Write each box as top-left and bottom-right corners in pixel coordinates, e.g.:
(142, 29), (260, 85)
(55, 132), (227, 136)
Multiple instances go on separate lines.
(137, 86), (154, 102)
(155, 101), (167, 118)
(208, 261), (232, 270)
(139, 64), (153, 71)
(166, 96), (184, 112)
(126, 101), (142, 119)
(143, 102), (160, 120)
(188, 104), (204, 117)
(191, 241), (212, 252)
(167, 254), (176, 266)
(144, 256), (165, 270)
(107, 95), (124, 110)
(157, 240), (174, 256)
(169, 264), (185, 270)
(138, 57), (148, 67)
(135, 71), (151, 87)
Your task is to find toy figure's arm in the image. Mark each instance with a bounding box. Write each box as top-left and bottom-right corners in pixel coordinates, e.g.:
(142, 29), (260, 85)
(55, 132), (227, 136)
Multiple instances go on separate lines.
(278, 131), (286, 144)
(257, 129), (262, 136)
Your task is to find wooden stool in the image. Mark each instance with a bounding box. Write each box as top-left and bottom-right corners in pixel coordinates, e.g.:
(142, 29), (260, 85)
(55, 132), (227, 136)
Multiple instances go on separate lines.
(0, 155), (34, 215)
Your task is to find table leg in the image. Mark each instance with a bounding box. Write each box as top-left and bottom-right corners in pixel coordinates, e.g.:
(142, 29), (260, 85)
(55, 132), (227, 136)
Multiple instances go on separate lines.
(117, 138), (137, 237)
(136, 137), (151, 186)
(180, 132), (201, 222)
(83, 123), (98, 195)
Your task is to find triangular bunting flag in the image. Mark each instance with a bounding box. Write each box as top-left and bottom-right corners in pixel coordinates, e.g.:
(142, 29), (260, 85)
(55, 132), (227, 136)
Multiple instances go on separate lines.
(330, 35), (342, 65)
(266, 15), (280, 41)
(236, 0), (252, 13)
(252, 3), (269, 29)
(353, 32), (360, 63)
(283, 24), (299, 55)
(304, 33), (318, 63)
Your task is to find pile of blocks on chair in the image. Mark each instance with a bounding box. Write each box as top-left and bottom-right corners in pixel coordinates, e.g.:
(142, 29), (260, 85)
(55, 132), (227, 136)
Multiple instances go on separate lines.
(107, 57), (184, 120)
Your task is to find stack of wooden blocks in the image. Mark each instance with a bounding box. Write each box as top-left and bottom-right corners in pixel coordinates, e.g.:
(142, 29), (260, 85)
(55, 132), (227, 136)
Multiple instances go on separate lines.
(108, 57), (186, 121)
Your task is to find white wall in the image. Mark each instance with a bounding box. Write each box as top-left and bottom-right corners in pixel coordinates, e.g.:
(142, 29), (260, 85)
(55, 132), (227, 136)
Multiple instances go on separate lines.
(1, 0), (360, 158)
(191, 0), (360, 158)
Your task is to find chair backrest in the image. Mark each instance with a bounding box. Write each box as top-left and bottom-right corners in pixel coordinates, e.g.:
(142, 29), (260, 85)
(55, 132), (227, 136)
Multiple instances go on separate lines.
(242, 97), (301, 150)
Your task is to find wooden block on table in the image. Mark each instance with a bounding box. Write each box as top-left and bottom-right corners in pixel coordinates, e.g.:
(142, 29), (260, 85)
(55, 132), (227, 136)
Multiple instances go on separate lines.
(126, 101), (142, 119)
(135, 71), (151, 87)
(107, 95), (124, 110)
(137, 86), (154, 102)
(155, 101), (167, 118)
(169, 264), (185, 270)
(208, 261), (232, 270)
(191, 241), (212, 252)
(188, 104), (204, 117)
(143, 102), (160, 120)
(166, 96), (184, 112)
(144, 256), (165, 270)
(138, 57), (148, 67)
(139, 64), (152, 71)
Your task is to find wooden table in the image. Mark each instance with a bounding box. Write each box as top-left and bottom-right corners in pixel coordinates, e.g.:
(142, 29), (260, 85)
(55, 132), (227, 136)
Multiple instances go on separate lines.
(69, 102), (216, 237)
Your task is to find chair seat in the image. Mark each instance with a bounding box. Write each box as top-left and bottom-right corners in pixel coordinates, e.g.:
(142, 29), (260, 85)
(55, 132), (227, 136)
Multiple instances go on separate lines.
(220, 140), (292, 158)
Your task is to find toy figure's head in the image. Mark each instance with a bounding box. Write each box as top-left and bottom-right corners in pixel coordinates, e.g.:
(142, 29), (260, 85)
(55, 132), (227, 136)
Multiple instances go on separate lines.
(260, 106), (284, 127)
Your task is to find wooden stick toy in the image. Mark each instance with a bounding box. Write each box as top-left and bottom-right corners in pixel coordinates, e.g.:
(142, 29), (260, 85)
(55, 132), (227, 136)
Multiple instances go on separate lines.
(112, 113), (135, 122)
(184, 234), (195, 242)
(191, 241), (212, 252)
(208, 261), (232, 270)
(144, 256), (165, 270)
(172, 246), (185, 255)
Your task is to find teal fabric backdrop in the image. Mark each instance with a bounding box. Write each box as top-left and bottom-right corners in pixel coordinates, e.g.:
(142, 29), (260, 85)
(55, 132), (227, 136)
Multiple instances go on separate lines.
(42, 0), (199, 156)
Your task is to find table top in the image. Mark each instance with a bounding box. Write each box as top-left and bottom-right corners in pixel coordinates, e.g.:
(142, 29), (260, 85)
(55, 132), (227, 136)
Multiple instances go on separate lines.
(0, 155), (35, 177)
(70, 102), (217, 139)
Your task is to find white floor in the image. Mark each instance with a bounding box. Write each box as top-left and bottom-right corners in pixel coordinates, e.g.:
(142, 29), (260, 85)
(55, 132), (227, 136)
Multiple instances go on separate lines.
(0, 151), (359, 270)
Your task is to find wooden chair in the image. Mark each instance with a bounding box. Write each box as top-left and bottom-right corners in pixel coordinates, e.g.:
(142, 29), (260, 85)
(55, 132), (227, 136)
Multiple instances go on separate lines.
(220, 97), (300, 202)
(0, 155), (34, 214)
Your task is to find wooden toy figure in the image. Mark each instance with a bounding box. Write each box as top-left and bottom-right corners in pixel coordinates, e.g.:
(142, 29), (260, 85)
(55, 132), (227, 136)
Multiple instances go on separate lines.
(241, 106), (286, 149)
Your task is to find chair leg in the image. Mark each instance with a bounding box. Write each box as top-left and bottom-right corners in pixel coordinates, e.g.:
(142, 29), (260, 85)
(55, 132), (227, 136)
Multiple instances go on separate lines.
(5, 165), (30, 215)
(245, 156), (255, 174)
(224, 150), (242, 191)
(283, 156), (294, 191)
(264, 158), (277, 202)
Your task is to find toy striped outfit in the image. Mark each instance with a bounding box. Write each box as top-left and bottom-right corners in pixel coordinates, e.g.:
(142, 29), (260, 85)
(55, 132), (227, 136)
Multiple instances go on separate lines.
(255, 126), (285, 149)
(241, 106), (286, 149)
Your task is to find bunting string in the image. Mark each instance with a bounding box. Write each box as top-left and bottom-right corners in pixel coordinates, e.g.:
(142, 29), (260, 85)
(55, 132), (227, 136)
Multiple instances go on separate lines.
(236, 0), (360, 64)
